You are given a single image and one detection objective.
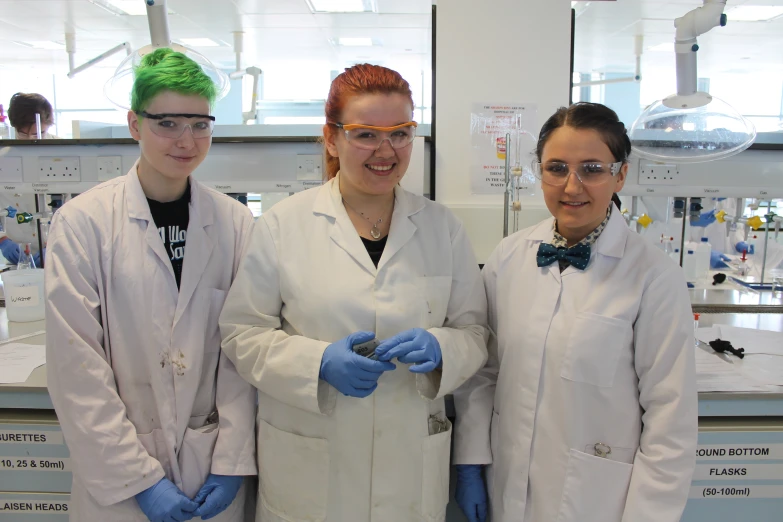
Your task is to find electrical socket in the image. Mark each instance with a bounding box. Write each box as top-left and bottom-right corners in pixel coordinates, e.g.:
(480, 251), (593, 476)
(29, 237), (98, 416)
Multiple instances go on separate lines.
(39, 156), (81, 182)
(96, 156), (123, 181)
(0, 157), (23, 182)
(296, 154), (323, 180)
(639, 163), (679, 185)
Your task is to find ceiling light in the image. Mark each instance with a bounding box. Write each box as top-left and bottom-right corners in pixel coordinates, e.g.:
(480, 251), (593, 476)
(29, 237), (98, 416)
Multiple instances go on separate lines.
(14, 41), (66, 50)
(105, 0), (148, 15)
(337, 37), (374, 46)
(726, 6), (783, 22)
(88, 0), (171, 16)
(648, 42), (674, 52)
(306, 0), (377, 13)
(180, 38), (220, 47)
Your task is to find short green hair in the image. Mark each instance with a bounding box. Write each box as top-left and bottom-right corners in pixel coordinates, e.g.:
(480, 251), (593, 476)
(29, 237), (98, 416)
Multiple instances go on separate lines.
(131, 48), (218, 113)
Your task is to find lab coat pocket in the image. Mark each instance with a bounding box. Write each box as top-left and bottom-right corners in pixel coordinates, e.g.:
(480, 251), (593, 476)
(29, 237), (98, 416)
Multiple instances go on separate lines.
(179, 422), (220, 499)
(258, 419), (329, 522)
(421, 417), (452, 521)
(417, 276), (452, 328)
(560, 313), (632, 387)
(206, 289), (228, 352)
(556, 448), (633, 522)
(138, 428), (173, 479)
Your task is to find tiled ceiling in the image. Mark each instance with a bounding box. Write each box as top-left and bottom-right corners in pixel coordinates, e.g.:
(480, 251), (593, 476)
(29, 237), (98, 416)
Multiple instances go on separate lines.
(0, 1), (780, 90)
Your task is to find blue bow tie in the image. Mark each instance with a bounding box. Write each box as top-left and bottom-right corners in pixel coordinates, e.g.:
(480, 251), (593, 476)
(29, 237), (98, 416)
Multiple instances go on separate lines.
(536, 242), (591, 270)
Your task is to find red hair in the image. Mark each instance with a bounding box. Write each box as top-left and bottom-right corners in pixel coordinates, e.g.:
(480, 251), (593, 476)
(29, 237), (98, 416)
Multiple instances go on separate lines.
(323, 64), (414, 179)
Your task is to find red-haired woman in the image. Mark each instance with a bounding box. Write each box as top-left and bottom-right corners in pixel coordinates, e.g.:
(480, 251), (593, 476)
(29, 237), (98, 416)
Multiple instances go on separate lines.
(219, 64), (488, 522)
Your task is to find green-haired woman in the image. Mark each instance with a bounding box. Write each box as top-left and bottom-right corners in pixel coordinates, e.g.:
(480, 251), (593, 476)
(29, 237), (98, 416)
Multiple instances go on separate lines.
(45, 48), (256, 522)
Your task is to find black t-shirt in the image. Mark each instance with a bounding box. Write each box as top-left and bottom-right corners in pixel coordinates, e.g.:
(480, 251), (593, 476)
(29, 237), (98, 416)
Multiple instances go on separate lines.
(147, 184), (190, 288)
(361, 235), (388, 267)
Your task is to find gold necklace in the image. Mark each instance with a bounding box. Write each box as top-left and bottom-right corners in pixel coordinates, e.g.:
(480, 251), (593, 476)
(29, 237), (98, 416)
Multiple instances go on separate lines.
(342, 197), (390, 240)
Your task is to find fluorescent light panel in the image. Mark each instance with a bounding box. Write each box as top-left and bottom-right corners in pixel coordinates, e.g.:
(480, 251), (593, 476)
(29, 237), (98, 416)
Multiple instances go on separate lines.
(306, 0), (376, 13)
(180, 38), (220, 47)
(15, 41), (65, 50)
(105, 0), (148, 16)
(338, 37), (374, 46)
(648, 42), (674, 52)
(727, 6), (783, 22)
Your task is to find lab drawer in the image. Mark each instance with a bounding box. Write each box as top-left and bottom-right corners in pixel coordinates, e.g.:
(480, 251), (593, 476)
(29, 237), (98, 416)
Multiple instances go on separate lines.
(0, 410), (71, 493)
(682, 417), (783, 522)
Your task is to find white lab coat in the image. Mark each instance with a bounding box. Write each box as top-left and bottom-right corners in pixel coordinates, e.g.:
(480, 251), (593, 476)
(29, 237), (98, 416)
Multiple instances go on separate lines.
(219, 175), (488, 522)
(453, 209), (698, 522)
(45, 164), (257, 521)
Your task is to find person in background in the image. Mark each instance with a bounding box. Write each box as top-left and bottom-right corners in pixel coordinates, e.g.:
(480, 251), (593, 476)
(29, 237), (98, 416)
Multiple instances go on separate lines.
(45, 48), (256, 522)
(0, 93), (57, 265)
(7, 92), (57, 139)
(453, 102), (697, 522)
(219, 63), (488, 522)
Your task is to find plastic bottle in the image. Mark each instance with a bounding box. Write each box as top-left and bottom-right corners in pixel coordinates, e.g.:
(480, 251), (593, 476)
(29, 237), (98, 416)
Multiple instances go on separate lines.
(17, 243), (35, 270)
(670, 248), (681, 263)
(683, 250), (698, 281)
(748, 234), (759, 256)
(695, 237), (711, 278)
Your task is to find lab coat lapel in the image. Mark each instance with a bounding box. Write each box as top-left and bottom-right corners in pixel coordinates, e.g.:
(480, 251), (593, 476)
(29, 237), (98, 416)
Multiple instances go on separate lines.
(126, 163), (176, 283)
(175, 181), (215, 326)
(377, 184), (422, 272)
(314, 176), (378, 276)
(593, 206), (629, 260)
(526, 217), (562, 282)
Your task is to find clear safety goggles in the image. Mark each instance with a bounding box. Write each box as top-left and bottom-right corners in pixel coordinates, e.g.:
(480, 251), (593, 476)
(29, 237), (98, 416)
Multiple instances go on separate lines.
(331, 121), (418, 150)
(532, 161), (623, 187)
(138, 111), (216, 139)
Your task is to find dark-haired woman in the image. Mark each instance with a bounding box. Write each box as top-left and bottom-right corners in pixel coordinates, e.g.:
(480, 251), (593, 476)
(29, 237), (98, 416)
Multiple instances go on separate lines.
(453, 102), (697, 522)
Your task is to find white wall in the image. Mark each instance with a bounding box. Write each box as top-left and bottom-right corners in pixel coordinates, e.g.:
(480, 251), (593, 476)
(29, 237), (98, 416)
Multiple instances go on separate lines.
(435, 0), (572, 262)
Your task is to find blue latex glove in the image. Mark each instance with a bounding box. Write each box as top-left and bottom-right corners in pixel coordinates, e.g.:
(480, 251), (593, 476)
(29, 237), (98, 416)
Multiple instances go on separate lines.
(375, 328), (442, 373)
(0, 238), (43, 266)
(455, 465), (487, 522)
(691, 209), (716, 227)
(191, 474), (243, 520)
(319, 331), (396, 398)
(0, 238), (21, 264)
(710, 251), (730, 269)
(135, 478), (198, 522)
(735, 241), (755, 255)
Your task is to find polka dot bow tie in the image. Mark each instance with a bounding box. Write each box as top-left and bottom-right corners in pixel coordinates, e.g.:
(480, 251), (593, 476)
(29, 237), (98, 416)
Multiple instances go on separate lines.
(536, 242), (591, 270)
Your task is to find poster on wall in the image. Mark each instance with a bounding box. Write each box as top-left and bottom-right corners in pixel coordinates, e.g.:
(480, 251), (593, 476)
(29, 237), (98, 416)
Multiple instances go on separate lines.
(470, 103), (537, 195)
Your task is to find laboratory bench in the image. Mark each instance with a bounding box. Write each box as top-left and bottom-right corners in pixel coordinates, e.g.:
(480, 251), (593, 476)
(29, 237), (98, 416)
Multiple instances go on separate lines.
(1, 294), (782, 521)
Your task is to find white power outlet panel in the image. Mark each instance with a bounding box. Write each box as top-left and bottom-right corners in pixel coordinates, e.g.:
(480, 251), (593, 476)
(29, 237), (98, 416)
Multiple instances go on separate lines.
(0, 157), (23, 182)
(96, 156), (123, 181)
(639, 163), (679, 185)
(296, 154), (323, 180)
(39, 157), (81, 182)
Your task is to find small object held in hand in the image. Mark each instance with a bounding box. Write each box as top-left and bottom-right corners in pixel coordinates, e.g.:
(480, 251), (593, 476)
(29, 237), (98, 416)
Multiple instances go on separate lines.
(708, 339), (745, 359)
(712, 273), (727, 285)
(352, 338), (380, 360)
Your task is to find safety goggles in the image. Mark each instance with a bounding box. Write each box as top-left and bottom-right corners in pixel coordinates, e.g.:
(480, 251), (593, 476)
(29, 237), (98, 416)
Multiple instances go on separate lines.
(330, 121), (418, 150)
(138, 111), (216, 139)
(532, 161), (623, 187)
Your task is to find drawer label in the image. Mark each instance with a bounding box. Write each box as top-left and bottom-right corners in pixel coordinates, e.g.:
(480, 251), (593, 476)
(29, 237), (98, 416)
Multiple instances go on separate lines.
(0, 500), (70, 513)
(694, 463), (783, 481)
(0, 457), (71, 471)
(689, 485), (783, 499)
(0, 430), (63, 445)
